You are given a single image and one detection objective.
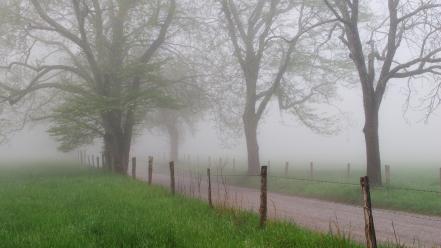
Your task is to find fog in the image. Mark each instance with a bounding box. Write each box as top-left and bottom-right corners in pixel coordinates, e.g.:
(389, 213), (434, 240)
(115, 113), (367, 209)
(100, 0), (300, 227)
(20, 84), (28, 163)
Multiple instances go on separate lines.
(4, 2), (441, 247)
(2, 82), (440, 167)
(1, 0), (441, 175)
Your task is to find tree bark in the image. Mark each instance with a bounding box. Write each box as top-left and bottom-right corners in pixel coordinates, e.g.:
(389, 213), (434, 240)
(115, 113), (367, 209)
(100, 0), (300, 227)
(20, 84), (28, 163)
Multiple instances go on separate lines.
(363, 101), (382, 186)
(244, 113), (260, 174)
(110, 135), (130, 174)
(102, 112), (131, 175)
(103, 132), (113, 170)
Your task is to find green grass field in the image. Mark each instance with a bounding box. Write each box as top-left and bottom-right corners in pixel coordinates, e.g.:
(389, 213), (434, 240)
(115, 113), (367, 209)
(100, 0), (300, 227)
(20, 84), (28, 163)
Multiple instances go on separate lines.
(164, 160), (441, 216)
(0, 164), (362, 248)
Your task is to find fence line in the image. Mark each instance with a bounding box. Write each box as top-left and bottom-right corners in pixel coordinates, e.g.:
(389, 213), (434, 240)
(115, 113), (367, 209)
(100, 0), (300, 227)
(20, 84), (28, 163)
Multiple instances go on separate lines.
(78, 152), (441, 196)
(209, 173), (441, 195)
(77, 153), (441, 247)
(268, 175), (360, 187)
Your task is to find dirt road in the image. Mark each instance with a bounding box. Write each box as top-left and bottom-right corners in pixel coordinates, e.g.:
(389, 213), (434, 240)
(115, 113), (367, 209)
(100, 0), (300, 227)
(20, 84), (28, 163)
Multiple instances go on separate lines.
(134, 167), (441, 247)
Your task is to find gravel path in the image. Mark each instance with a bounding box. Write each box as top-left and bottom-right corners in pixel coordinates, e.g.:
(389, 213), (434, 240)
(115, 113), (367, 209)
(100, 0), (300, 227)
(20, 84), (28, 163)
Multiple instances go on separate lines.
(134, 167), (441, 248)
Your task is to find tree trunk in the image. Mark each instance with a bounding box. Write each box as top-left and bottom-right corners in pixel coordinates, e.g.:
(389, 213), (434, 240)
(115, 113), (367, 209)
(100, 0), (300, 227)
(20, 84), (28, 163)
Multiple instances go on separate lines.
(102, 114), (131, 175)
(167, 123), (179, 162)
(110, 136), (130, 174)
(103, 132), (113, 170)
(363, 103), (382, 186)
(244, 114), (260, 175)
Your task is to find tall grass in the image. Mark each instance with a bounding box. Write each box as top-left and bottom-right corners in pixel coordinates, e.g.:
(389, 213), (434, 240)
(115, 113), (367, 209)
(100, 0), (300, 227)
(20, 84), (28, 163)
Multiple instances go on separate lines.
(0, 164), (361, 247)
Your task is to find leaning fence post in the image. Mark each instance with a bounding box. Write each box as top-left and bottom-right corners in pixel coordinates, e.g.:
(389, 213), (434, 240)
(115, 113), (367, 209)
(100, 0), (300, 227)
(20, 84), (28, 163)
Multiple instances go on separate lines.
(207, 168), (213, 208)
(385, 165), (390, 186)
(148, 156), (153, 185)
(259, 165), (268, 228)
(96, 156), (100, 168)
(285, 161), (289, 175)
(131, 157), (136, 179)
(170, 161), (175, 195)
(360, 176), (377, 248)
(310, 161), (314, 180)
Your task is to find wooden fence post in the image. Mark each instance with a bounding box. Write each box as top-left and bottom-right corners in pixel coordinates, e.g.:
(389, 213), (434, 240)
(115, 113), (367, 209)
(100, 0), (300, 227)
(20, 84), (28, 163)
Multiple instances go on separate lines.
(259, 165), (268, 228)
(148, 156), (153, 185)
(132, 157), (136, 179)
(80, 151), (83, 165)
(92, 156), (95, 167)
(439, 168), (441, 191)
(385, 165), (390, 186)
(109, 156), (114, 172)
(170, 161), (175, 195)
(360, 176), (377, 248)
(310, 161), (314, 180)
(96, 156), (100, 168)
(285, 161), (289, 175)
(232, 158), (235, 171)
(101, 153), (105, 169)
(347, 163), (351, 178)
(207, 168), (213, 208)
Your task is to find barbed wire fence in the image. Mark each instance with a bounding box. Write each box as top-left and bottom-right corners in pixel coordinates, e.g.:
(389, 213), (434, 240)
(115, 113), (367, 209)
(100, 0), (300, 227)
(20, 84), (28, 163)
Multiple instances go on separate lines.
(77, 151), (441, 248)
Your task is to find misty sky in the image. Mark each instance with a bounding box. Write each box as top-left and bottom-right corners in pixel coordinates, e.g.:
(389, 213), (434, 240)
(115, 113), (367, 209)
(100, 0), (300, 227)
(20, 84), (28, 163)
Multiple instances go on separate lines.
(1, 80), (440, 167)
(1, 1), (440, 168)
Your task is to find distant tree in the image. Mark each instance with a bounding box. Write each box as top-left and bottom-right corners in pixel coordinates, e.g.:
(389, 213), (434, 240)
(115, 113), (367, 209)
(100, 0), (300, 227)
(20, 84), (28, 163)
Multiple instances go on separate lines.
(148, 108), (198, 162)
(324, 0), (441, 185)
(0, 0), (177, 173)
(217, 0), (342, 174)
(145, 61), (207, 163)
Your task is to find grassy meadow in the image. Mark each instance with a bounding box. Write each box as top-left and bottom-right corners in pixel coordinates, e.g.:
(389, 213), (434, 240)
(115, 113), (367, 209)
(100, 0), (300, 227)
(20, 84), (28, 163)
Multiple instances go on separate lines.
(0, 164), (362, 248)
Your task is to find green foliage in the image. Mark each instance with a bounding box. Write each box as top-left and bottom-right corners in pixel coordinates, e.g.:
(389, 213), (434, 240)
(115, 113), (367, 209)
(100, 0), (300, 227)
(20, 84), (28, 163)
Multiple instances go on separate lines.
(0, 0), (181, 153)
(0, 165), (362, 248)
(47, 81), (179, 152)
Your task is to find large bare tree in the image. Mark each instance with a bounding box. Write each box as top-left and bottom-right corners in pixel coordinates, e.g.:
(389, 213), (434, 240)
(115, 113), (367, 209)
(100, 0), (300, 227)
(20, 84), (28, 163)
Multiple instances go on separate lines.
(324, 0), (441, 185)
(218, 0), (340, 174)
